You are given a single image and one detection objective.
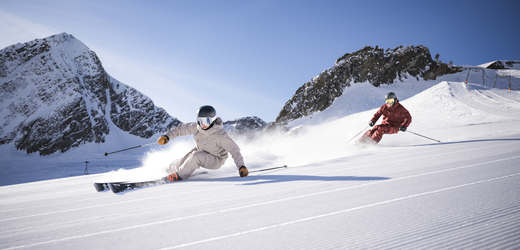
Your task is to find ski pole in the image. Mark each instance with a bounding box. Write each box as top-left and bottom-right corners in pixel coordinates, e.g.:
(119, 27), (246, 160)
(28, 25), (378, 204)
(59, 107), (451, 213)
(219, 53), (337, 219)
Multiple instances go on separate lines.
(249, 165), (288, 173)
(406, 130), (441, 143)
(102, 142), (156, 156)
(347, 126), (370, 143)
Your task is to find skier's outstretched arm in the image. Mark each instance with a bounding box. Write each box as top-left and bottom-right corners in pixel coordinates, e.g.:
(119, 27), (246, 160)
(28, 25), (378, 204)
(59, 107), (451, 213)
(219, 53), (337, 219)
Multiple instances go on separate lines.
(157, 123), (198, 145)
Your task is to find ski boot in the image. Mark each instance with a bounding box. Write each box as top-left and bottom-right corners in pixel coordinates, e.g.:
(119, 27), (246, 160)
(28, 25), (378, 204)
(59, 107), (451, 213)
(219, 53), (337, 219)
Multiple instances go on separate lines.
(164, 172), (182, 182)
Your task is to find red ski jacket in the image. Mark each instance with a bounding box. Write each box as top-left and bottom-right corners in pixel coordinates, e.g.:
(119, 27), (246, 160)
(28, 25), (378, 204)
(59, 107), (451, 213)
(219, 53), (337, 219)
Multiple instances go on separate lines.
(370, 98), (412, 128)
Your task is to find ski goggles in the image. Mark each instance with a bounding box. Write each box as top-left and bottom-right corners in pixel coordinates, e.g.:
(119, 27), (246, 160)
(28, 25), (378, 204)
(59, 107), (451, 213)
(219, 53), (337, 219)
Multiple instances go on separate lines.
(197, 116), (217, 127)
(385, 98), (395, 104)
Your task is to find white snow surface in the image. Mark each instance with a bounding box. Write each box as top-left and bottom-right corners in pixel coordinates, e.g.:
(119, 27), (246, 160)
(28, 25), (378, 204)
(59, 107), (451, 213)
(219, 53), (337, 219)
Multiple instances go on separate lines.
(1, 67), (520, 249)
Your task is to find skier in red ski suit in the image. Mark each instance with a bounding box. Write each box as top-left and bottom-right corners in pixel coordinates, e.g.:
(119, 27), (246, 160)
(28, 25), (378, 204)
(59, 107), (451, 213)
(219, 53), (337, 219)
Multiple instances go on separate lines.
(359, 92), (412, 144)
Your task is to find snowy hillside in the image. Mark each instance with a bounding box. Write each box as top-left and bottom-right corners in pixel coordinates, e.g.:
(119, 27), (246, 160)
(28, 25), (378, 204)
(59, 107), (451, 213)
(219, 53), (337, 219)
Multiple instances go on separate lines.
(1, 65), (519, 249)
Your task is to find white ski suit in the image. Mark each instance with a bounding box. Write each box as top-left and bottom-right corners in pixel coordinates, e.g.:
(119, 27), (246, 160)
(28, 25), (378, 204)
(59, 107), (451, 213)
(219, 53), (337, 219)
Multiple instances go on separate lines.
(164, 118), (245, 179)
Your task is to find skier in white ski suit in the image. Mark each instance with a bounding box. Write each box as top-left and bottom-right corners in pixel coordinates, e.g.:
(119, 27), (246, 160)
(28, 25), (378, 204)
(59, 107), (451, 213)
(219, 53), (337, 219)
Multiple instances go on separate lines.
(157, 105), (248, 181)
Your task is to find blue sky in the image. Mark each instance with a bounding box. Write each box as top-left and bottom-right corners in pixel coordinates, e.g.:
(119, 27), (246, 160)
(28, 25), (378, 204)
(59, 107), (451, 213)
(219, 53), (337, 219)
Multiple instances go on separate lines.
(1, 0), (519, 123)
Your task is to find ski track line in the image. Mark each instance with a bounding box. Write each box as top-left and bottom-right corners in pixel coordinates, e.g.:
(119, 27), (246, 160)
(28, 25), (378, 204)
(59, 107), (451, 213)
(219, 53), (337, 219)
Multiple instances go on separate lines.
(1, 141), (514, 223)
(0, 185), (229, 222)
(350, 208), (520, 249)
(0, 148), (495, 236)
(400, 211), (520, 249)
(1, 137), (512, 214)
(0, 173), (332, 235)
(1, 139), (515, 233)
(295, 134), (482, 171)
(0, 144), (442, 213)
(0, 168), (301, 221)
(343, 138), (516, 170)
(1, 168), (334, 232)
(1, 140), (516, 233)
(487, 89), (520, 105)
(358, 195), (520, 248)
(0, 165), (338, 228)
(0, 150), (477, 222)
(4, 155), (519, 250)
(158, 172), (520, 250)
(312, 139), (517, 178)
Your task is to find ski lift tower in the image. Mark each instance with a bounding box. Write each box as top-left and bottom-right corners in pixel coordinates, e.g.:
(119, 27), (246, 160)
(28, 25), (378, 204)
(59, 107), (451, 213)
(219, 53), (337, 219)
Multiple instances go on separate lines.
(84, 161), (89, 174)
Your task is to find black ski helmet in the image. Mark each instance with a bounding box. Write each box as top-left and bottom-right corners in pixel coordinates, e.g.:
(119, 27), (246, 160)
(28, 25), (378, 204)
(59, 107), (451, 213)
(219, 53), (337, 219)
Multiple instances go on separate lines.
(196, 105), (217, 129)
(197, 105), (216, 118)
(385, 92), (396, 103)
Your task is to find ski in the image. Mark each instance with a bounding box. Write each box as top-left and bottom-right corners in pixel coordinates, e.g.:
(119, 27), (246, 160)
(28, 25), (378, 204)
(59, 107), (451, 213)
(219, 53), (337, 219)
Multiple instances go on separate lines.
(109, 178), (169, 193)
(93, 171), (208, 193)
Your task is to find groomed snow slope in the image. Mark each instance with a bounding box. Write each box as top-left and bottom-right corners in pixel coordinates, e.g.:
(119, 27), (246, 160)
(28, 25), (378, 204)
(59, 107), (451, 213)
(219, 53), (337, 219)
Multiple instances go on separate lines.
(1, 80), (520, 249)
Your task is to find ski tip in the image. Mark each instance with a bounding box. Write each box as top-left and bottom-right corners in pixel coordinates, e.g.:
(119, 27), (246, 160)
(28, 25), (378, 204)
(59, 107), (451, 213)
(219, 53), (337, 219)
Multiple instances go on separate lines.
(93, 183), (108, 192)
(102, 152), (108, 156)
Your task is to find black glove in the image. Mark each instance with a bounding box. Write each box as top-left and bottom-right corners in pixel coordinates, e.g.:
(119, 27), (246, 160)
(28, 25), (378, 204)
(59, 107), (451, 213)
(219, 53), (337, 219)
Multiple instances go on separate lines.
(369, 121), (375, 127)
(399, 126), (407, 132)
(239, 166), (249, 177)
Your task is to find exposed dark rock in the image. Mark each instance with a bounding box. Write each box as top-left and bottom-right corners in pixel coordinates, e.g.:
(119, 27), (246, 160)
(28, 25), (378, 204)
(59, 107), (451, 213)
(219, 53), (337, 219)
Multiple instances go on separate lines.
(485, 61), (520, 69)
(0, 33), (181, 155)
(223, 116), (268, 140)
(486, 61), (506, 69)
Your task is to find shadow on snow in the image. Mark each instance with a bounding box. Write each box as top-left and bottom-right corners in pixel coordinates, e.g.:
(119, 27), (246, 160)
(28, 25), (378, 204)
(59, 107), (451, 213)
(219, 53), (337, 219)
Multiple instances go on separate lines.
(406, 138), (520, 147)
(191, 174), (391, 185)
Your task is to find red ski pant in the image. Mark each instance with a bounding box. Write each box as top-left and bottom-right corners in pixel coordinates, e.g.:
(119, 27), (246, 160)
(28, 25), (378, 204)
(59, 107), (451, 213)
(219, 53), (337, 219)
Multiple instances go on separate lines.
(166, 148), (225, 179)
(361, 124), (400, 144)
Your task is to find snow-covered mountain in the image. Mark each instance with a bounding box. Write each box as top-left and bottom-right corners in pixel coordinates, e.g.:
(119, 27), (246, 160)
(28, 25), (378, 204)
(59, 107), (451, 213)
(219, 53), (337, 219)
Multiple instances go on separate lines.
(223, 116), (268, 140)
(274, 45), (462, 126)
(0, 33), (181, 155)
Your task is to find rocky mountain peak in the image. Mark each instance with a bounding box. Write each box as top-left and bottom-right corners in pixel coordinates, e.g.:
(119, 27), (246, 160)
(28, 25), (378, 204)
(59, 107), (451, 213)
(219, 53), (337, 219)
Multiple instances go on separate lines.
(0, 33), (181, 155)
(223, 116), (268, 140)
(274, 45), (462, 125)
